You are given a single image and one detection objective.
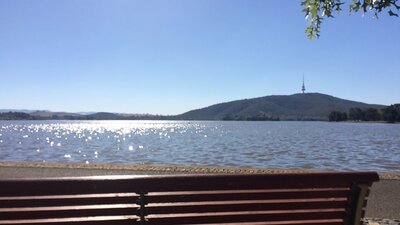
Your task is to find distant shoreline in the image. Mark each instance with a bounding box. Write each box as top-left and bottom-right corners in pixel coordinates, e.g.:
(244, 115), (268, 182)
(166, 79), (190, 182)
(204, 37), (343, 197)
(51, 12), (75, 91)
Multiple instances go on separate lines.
(0, 119), (398, 125)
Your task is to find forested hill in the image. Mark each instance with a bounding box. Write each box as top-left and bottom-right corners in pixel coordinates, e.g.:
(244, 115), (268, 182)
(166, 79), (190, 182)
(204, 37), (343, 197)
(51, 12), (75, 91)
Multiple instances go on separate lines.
(0, 93), (386, 121)
(177, 93), (385, 121)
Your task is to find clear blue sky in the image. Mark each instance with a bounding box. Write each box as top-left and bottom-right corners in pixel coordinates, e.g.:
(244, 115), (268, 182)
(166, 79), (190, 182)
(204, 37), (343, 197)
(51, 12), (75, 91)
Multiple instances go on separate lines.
(1, 0), (399, 115)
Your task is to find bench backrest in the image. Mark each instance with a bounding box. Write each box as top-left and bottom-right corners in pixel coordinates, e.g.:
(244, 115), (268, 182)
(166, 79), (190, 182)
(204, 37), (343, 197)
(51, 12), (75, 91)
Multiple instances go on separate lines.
(0, 172), (379, 225)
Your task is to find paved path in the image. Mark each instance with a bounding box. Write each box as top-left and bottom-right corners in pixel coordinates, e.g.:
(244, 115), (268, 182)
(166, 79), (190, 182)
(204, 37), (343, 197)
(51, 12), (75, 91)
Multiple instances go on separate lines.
(1, 162), (399, 220)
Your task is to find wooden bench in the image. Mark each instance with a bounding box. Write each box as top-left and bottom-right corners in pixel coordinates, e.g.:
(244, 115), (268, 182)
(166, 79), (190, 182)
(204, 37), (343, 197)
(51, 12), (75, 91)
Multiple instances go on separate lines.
(0, 172), (379, 225)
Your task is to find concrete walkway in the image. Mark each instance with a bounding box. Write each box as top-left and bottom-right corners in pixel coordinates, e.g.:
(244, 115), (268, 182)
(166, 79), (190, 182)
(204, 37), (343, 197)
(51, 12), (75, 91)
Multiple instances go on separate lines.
(1, 162), (399, 220)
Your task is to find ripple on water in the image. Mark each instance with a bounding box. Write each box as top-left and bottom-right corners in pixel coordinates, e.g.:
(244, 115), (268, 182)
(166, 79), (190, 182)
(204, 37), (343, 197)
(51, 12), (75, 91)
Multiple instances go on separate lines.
(0, 121), (399, 172)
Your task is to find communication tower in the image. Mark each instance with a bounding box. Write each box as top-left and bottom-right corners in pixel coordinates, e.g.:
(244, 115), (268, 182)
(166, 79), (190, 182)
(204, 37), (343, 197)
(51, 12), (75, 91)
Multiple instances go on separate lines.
(302, 75), (306, 94)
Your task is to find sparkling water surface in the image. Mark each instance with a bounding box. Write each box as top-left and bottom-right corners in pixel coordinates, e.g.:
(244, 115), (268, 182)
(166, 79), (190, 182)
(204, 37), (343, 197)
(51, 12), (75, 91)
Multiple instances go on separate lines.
(0, 120), (399, 172)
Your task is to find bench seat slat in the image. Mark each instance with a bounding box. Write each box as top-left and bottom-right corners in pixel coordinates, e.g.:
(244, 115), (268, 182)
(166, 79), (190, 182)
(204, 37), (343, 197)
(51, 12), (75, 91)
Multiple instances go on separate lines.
(180, 219), (344, 225)
(148, 198), (348, 206)
(147, 189), (350, 203)
(0, 193), (138, 200)
(145, 199), (347, 214)
(148, 188), (350, 195)
(0, 216), (139, 225)
(147, 209), (346, 225)
(0, 204), (138, 212)
(0, 195), (139, 208)
(0, 205), (139, 220)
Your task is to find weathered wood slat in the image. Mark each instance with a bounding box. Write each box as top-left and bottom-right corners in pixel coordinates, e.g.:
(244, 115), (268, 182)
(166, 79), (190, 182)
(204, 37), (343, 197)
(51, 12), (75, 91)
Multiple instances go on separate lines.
(0, 193), (138, 200)
(0, 204), (138, 220)
(145, 198), (347, 214)
(146, 209), (346, 225)
(174, 219), (345, 225)
(0, 215), (139, 225)
(0, 194), (138, 208)
(147, 188), (350, 203)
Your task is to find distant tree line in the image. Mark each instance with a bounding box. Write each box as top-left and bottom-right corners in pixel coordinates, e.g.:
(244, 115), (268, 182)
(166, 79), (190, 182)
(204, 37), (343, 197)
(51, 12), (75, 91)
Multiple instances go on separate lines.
(328, 111), (347, 122)
(0, 111), (172, 121)
(222, 114), (280, 121)
(329, 104), (400, 123)
(0, 112), (35, 120)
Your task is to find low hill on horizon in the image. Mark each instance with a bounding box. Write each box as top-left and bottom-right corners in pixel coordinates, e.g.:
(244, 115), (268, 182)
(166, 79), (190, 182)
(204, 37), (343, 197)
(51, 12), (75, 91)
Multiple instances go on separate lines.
(0, 110), (170, 120)
(176, 93), (385, 121)
(1, 93), (386, 121)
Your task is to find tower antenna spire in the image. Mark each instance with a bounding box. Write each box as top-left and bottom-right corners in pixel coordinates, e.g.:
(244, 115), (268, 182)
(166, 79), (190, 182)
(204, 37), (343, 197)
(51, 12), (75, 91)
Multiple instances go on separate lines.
(302, 74), (306, 94)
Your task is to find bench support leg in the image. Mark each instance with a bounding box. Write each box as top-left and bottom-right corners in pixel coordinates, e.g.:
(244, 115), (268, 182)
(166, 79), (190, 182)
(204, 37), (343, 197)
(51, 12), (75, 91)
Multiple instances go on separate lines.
(346, 183), (370, 225)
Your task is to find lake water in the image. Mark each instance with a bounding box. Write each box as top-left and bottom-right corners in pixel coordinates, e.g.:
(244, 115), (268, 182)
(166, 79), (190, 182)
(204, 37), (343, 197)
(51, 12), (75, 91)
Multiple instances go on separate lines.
(0, 120), (399, 172)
